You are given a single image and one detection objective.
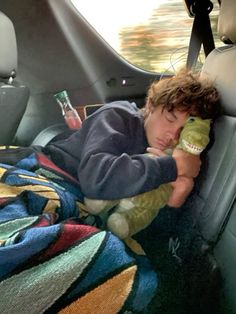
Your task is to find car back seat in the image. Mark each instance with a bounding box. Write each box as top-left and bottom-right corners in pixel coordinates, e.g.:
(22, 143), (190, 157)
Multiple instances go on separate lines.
(0, 11), (29, 145)
(197, 0), (236, 244)
(200, 0), (236, 312)
(170, 0), (236, 312)
(142, 1), (236, 313)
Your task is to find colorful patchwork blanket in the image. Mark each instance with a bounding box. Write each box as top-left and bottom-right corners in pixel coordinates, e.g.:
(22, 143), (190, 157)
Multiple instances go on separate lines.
(0, 147), (157, 314)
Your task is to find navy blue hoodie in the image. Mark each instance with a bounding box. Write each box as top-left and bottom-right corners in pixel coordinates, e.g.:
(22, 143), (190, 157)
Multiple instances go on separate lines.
(43, 101), (177, 199)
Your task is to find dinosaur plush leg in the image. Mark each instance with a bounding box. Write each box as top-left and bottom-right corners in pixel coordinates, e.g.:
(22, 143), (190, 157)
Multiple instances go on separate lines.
(84, 198), (119, 214)
(107, 212), (129, 239)
(107, 204), (161, 239)
(107, 183), (173, 239)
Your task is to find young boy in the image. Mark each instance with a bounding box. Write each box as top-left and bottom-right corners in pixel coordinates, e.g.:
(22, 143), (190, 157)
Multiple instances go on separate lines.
(43, 71), (221, 206)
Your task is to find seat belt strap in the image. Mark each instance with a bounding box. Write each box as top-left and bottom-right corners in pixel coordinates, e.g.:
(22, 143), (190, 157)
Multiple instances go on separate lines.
(186, 1), (215, 70)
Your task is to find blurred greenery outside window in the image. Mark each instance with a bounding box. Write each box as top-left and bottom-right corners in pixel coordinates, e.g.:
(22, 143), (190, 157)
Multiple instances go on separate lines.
(71, 0), (221, 74)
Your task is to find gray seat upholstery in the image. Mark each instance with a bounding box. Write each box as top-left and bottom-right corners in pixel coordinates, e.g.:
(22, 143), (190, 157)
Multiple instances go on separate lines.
(31, 123), (70, 146)
(0, 11), (29, 145)
(194, 0), (236, 244)
(185, 0), (236, 311)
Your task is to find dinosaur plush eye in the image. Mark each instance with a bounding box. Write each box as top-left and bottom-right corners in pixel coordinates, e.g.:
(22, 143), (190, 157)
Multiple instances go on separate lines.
(188, 117), (195, 123)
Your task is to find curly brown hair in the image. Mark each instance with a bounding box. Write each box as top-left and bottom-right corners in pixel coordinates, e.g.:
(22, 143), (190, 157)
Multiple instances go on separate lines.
(144, 70), (221, 120)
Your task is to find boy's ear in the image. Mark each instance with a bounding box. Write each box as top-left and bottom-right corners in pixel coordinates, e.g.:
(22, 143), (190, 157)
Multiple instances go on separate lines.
(147, 100), (155, 113)
(146, 100), (151, 109)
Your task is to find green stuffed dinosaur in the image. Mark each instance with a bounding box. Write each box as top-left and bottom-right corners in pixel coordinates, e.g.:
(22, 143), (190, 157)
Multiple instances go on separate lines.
(84, 116), (211, 239)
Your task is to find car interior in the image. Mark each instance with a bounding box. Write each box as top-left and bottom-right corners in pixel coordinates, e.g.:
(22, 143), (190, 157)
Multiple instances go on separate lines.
(0, 0), (235, 313)
(0, 11), (29, 145)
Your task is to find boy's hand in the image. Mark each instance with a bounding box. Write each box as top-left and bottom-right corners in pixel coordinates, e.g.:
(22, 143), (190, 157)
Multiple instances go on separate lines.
(172, 148), (201, 178)
(168, 176), (194, 207)
(147, 147), (201, 179)
(146, 147), (167, 157)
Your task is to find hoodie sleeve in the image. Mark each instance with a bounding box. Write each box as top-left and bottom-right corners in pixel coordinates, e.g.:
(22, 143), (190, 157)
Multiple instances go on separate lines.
(77, 106), (177, 199)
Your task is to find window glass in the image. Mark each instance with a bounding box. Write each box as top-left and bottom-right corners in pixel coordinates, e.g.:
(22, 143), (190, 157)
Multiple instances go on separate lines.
(71, 0), (221, 74)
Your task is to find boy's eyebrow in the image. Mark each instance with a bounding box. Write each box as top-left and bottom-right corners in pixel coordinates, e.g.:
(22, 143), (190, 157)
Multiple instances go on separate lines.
(168, 110), (178, 120)
(163, 107), (179, 120)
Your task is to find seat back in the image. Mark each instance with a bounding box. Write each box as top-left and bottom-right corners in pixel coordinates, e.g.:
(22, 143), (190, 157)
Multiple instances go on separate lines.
(177, 0), (236, 311)
(197, 0), (236, 311)
(194, 0), (236, 244)
(0, 11), (29, 145)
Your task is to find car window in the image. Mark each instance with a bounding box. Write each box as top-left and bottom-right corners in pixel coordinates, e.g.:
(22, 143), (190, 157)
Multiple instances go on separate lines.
(71, 0), (221, 74)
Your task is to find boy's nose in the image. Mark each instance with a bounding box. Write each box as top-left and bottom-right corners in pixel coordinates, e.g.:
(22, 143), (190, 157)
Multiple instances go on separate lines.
(168, 128), (180, 141)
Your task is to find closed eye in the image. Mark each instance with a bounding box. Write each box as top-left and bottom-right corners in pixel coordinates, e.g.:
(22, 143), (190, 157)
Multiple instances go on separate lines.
(164, 111), (176, 123)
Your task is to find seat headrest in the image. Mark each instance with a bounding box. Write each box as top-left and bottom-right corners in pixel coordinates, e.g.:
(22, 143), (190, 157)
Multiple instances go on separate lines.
(218, 0), (236, 44)
(201, 46), (236, 117)
(0, 11), (17, 80)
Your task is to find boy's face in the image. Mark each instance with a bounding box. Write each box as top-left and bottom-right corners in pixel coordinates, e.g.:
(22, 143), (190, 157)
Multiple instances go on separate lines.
(144, 104), (189, 150)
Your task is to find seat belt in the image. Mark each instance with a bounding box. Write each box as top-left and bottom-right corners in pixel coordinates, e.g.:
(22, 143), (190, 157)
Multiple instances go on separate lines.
(186, 0), (215, 70)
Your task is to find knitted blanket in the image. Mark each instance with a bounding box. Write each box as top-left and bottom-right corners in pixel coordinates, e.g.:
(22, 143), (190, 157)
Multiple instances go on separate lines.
(0, 147), (157, 313)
